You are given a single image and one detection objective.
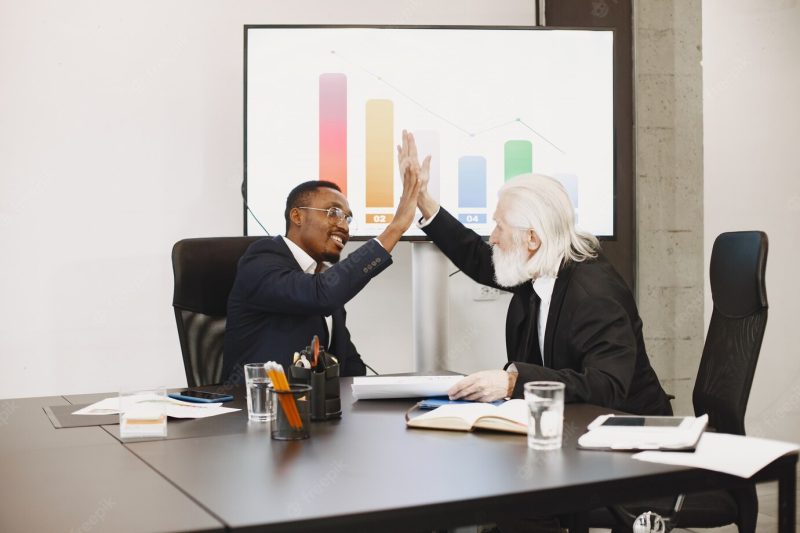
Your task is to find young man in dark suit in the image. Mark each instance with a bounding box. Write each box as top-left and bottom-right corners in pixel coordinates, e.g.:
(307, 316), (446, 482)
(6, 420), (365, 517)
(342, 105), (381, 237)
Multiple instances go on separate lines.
(222, 169), (421, 382)
(398, 131), (671, 416)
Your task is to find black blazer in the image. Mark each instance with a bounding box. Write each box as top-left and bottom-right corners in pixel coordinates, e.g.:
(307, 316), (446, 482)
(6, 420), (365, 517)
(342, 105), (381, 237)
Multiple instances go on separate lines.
(222, 237), (392, 382)
(423, 208), (671, 416)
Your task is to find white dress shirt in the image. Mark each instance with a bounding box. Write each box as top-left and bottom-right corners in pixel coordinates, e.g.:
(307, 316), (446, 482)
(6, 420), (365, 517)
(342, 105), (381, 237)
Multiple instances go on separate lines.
(281, 236), (333, 346)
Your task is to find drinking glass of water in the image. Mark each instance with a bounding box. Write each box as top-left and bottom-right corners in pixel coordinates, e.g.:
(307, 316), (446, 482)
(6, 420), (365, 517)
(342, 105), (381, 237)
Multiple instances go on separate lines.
(524, 381), (565, 450)
(244, 363), (274, 422)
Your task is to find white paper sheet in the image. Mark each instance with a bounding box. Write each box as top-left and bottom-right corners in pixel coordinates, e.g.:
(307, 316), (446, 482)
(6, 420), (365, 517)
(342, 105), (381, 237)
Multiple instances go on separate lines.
(351, 375), (464, 400)
(73, 394), (240, 419)
(633, 432), (799, 478)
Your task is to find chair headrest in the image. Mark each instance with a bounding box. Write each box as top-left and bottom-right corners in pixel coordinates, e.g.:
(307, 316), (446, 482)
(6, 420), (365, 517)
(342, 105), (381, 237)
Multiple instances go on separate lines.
(172, 236), (262, 316)
(710, 231), (768, 318)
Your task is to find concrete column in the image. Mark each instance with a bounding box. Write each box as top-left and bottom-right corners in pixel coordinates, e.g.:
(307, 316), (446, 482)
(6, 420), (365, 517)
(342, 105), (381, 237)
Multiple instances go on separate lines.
(634, 0), (705, 415)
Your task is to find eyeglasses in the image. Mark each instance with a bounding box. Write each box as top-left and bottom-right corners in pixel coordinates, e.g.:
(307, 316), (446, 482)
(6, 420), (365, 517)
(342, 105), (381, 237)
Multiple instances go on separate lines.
(297, 206), (353, 225)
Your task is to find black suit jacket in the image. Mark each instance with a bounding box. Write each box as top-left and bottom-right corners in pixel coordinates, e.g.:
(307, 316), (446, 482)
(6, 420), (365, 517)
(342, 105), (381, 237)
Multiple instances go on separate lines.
(423, 208), (671, 416)
(222, 237), (392, 381)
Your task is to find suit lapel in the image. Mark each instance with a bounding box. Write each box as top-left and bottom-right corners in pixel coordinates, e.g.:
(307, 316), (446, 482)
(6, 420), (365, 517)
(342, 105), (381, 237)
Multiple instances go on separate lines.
(508, 283), (532, 330)
(542, 262), (575, 368)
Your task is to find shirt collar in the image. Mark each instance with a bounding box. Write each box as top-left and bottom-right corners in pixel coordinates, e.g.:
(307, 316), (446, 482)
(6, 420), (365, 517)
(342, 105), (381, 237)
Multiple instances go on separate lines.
(281, 236), (330, 274)
(532, 276), (556, 301)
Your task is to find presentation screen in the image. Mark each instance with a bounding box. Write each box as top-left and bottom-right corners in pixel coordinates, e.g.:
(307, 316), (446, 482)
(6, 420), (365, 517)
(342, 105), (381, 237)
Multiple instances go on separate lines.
(245, 26), (614, 239)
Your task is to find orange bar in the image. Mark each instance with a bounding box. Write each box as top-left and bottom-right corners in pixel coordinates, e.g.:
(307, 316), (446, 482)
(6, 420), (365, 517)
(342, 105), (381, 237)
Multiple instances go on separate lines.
(365, 213), (394, 225)
(365, 100), (394, 208)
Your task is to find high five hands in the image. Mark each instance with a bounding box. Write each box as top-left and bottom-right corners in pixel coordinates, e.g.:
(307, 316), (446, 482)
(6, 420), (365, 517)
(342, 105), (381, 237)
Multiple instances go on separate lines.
(378, 130), (438, 250)
(376, 132), (425, 251)
(397, 130), (439, 220)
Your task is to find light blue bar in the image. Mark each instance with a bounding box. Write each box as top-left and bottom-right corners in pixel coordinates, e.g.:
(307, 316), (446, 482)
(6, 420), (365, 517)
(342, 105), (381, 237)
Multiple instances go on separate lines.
(555, 173), (579, 209)
(458, 156), (487, 208)
(458, 214), (487, 224)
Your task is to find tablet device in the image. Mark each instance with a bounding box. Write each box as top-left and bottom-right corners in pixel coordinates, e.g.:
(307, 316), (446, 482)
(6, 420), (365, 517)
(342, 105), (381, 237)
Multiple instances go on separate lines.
(579, 414), (708, 451)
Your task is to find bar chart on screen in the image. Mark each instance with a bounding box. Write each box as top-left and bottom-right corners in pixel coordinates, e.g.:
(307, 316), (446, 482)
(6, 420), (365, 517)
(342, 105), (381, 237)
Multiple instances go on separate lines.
(246, 27), (613, 238)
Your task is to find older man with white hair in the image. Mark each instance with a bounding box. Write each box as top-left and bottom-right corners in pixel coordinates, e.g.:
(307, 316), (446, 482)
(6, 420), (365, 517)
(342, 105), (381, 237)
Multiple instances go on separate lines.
(399, 131), (671, 416)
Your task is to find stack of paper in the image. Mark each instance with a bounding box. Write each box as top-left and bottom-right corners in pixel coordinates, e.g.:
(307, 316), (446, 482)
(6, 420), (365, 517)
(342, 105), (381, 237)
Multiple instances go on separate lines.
(351, 375), (463, 400)
(73, 394), (239, 419)
(633, 432), (799, 478)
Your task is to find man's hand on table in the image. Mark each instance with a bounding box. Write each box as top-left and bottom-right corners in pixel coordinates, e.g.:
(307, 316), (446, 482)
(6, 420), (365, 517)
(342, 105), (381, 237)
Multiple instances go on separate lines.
(448, 370), (518, 402)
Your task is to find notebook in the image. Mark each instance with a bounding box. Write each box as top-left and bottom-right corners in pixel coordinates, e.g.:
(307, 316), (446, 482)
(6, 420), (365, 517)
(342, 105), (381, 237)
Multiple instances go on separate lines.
(406, 400), (528, 434)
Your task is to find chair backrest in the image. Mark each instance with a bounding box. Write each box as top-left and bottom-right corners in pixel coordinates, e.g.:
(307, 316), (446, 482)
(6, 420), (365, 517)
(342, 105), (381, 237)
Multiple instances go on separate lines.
(172, 236), (261, 387)
(693, 231), (768, 435)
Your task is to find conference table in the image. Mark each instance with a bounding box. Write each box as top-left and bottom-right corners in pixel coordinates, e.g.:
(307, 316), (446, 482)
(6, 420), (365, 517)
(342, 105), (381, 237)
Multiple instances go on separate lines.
(1, 378), (796, 532)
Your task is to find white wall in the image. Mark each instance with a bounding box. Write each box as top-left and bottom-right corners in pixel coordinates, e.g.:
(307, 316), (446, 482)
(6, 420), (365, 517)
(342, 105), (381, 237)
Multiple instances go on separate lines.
(0, 0), (532, 398)
(703, 0), (800, 442)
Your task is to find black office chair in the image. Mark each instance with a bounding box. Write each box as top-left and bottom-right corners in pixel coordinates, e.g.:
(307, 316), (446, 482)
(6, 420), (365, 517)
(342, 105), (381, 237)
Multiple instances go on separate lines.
(172, 236), (261, 387)
(590, 231), (769, 532)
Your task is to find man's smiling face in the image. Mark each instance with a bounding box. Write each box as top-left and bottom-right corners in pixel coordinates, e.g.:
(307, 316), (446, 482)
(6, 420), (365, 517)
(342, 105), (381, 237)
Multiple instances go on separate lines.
(290, 187), (351, 265)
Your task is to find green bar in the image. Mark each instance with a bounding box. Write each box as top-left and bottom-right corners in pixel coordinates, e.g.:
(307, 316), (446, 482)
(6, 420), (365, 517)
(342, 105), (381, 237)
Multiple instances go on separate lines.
(504, 140), (533, 181)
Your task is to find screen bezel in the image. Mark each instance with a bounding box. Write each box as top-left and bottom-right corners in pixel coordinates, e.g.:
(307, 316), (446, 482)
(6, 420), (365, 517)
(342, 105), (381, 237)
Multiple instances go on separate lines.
(243, 24), (618, 241)
(600, 416), (687, 428)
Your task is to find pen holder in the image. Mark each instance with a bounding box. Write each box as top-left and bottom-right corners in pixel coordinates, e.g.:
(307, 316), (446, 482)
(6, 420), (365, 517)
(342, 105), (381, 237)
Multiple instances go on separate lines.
(268, 384), (311, 441)
(288, 355), (341, 421)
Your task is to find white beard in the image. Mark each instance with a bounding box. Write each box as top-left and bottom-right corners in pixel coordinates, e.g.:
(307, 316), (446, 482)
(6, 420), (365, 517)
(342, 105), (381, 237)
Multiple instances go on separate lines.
(492, 243), (531, 287)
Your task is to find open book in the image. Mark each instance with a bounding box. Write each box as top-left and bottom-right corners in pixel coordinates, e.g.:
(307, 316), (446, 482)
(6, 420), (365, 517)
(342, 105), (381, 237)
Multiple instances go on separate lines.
(406, 399), (528, 434)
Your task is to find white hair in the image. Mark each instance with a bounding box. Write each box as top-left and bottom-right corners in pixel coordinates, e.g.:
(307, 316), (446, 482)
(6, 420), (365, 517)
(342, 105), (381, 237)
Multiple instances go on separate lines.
(498, 173), (599, 279)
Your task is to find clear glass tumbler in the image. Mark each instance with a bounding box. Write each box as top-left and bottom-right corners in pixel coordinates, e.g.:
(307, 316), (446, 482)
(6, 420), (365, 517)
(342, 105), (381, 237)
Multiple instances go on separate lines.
(524, 381), (565, 450)
(244, 363), (274, 422)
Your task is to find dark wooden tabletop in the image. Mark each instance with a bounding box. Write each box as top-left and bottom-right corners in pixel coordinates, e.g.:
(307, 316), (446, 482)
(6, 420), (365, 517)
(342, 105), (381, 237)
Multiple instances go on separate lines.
(2, 379), (796, 532)
(121, 379), (794, 532)
(0, 396), (224, 533)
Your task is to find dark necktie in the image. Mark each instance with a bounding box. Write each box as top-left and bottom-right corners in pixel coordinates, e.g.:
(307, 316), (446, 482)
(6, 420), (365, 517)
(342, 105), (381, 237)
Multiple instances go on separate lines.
(319, 315), (330, 349)
(523, 290), (543, 366)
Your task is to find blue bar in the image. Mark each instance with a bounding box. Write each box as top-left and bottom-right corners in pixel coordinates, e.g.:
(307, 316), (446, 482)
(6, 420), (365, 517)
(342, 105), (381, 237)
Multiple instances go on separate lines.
(458, 156), (487, 208)
(458, 214), (487, 224)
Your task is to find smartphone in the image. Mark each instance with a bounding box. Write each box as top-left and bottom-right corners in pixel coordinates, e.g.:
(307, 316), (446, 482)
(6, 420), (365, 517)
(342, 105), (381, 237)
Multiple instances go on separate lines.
(168, 390), (234, 403)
